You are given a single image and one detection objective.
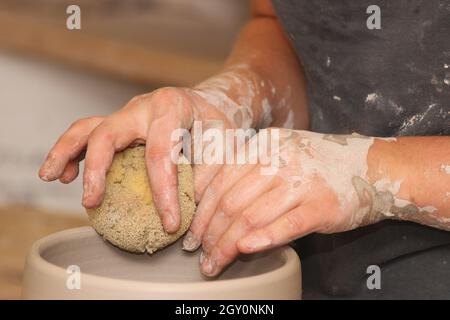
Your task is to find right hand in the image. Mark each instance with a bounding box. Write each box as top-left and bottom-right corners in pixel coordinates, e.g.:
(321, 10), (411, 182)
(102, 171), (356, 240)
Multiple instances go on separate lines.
(38, 87), (241, 233)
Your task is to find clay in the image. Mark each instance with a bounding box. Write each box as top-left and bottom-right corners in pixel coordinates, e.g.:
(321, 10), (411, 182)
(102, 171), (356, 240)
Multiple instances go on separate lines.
(351, 176), (445, 229)
(322, 132), (369, 146)
(22, 227), (302, 299)
(86, 146), (195, 254)
(351, 176), (395, 225)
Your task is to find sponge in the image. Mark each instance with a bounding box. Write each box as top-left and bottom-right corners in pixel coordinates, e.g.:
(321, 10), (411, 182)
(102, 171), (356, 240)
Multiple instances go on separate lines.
(86, 146), (195, 254)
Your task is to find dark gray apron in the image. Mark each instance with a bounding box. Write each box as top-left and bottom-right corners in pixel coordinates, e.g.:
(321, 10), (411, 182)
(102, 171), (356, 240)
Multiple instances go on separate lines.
(272, 0), (450, 299)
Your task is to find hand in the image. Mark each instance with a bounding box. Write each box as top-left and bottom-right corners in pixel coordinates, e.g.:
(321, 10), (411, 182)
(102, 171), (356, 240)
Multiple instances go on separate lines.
(38, 81), (259, 233)
(184, 129), (385, 276)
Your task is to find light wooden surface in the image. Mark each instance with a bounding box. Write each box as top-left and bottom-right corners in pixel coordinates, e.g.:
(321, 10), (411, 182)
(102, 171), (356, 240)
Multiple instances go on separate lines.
(0, 205), (87, 300)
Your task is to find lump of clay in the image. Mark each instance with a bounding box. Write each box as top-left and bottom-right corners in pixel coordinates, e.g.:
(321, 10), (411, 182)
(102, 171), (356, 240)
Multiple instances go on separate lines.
(86, 146), (195, 254)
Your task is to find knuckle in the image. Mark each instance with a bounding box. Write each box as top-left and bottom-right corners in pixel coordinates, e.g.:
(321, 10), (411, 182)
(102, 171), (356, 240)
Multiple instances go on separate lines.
(201, 232), (215, 250)
(88, 125), (114, 145)
(85, 116), (104, 124)
(263, 229), (276, 244)
(68, 118), (88, 131)
(151, 87), (179, 104)
(240, 210), (259, 229)
(127, 94), (146, 106)
(205, 178), (222, 200)
(152, 87), (192, 115)
(69, 116), (103, 131)
(156, 86), (178, 95)
(123, 94), (153, 112)
(218, 197), (236, 218)
(151, 188), (176, 206)
(46, 149), (59, 162)
(285, 213), (304, 231)
(189, 218), (205, 237)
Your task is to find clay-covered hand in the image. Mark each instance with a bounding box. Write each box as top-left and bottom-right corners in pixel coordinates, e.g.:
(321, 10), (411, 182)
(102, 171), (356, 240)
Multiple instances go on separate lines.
(38, 66), (283, 233)
(183, 129), (389, 276)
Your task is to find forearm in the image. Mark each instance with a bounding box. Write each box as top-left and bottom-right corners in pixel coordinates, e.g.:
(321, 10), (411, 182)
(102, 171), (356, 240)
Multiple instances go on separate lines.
(368, 136), (450, 229)
(194, 15), (308, 130)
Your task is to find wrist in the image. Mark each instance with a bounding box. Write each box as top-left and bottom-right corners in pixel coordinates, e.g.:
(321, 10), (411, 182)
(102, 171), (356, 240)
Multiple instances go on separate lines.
(367, 137), (415, 219)
(368, 136), (450, 229)
(194, 65), (283, 129)
(366, 136), (444, 223)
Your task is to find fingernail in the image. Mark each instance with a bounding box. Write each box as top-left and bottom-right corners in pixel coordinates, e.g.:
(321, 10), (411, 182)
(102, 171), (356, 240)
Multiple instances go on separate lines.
(164, 212), (178, 232)
(40, 158), (60, 180)
(241, 235), (272, 251)
(201, 252), (216, 275)
(40, 172), (50, 181)
(182, 231), (201, 251)
(39, 166), (52, 181)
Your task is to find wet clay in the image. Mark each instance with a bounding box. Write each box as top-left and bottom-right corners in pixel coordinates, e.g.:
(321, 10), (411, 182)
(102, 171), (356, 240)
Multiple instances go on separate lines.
(86, 146), (196, 254)
(351, 176), (442, 227)
(323, 133), (370, 146)
(352, 176), (396, 225)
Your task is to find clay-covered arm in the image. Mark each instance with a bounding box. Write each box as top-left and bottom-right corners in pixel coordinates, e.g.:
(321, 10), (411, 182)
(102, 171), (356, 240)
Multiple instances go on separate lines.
(194, 0), (308, 130)
(184, 130), (449, 276)
(368, 136), (450, 229)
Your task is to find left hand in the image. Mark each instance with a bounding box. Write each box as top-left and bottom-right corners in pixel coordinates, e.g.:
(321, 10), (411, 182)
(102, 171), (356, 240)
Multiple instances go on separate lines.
(183, 128), (384, 276)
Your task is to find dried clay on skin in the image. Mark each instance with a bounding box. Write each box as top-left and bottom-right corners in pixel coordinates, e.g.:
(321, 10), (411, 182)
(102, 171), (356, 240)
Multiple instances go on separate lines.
(295, 132), (444, 230)
(291, 132), (374, 221)
(194, 64), (291, 130)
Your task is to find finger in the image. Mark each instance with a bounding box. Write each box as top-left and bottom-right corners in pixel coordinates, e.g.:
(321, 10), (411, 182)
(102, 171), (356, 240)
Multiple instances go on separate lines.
(59, 161), (80, 184)
(82, 111), (146, 208)
(146, 92), (193, 234)
(200, 186), (303, 276)
(39, 117), (103, 181)
(191, 119), (227, 202)
(202, 167), (277, 253)
(59, 150), (86, 184)
(193, 163), (222, 202)
(182, 163), (255, 251)
(237, 204), (322, 254)
(146, 117), (183, 233)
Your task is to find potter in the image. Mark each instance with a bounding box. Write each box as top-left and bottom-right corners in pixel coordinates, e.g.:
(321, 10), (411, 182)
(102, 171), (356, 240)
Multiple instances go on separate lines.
(39, 0), (450, 299)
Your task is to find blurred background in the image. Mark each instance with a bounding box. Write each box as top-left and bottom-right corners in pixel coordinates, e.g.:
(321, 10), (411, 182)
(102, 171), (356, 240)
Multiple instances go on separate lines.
(0, 0), (249, 299)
